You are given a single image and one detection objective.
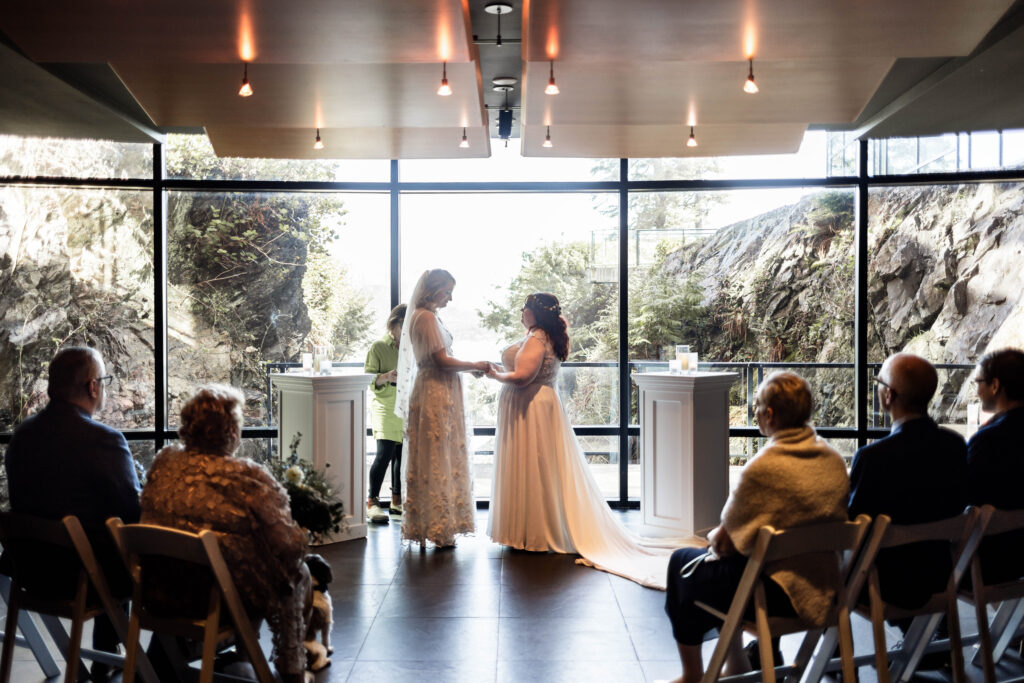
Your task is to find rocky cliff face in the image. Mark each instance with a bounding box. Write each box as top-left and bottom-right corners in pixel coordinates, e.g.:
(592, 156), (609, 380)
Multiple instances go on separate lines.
(655, 179), (1024, 421)
(0, 185), (155, 431)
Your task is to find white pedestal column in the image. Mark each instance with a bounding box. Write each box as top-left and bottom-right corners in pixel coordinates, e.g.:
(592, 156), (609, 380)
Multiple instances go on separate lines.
(633, 371), (739, 537)
(270, 372), (373, 543)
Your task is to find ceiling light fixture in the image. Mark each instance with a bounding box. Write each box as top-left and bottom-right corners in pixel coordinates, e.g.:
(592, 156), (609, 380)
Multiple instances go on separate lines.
(459, 127), (469, 148)
(485, 2), (513, 46)
(313, 128), (324, 150)
(437, 61), (452, 96)
(687, 126), (698, 148)
(543, 125), (553, 148)
(545, 60), (559, 95)
(743, 58), (759, 94)
(238, 62), (253, 97)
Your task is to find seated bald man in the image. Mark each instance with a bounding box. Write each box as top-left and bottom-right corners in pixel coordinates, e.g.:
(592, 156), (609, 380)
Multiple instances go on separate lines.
(849, 352), (968, 618)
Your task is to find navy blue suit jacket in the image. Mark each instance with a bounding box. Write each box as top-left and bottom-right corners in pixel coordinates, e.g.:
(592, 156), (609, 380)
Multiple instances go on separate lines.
(849, 416), (968, 608)
(4, 400), (141, 595)
(968, 405), (1024, 583)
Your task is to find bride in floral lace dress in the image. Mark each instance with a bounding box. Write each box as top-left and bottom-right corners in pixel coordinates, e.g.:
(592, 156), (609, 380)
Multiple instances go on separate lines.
(394, 269), (490, 547)
(487, 293), (692, 588)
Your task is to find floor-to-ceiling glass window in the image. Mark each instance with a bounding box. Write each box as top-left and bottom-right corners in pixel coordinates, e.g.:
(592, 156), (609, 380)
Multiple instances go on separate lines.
(3, 128), (1024, 508)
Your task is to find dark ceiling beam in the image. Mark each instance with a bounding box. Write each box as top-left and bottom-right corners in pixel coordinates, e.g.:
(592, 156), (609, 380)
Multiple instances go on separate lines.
(852, 0), (1024, 139)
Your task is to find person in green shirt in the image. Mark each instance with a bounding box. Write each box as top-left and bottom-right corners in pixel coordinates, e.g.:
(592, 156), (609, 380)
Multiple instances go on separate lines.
(364, 304), (406, 523)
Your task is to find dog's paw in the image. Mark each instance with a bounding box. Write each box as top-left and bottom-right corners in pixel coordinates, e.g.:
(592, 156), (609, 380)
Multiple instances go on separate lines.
(326, 645), (334, 655)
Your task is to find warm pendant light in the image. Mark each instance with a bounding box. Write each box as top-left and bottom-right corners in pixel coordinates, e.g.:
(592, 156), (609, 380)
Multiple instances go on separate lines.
(545, 60), (560, 95)
(459, 127), (469, 148)
(542, 126), (553, 148)
(743, 58), (759, 94)
(437, 62), (452, 96)
(238, 63), (253, 97)
(687, 126), (698, 148)
(313, 128), (324, 150)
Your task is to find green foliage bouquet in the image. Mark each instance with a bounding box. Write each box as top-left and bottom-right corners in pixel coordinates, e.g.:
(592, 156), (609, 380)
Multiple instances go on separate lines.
(268, 433), (345, 544)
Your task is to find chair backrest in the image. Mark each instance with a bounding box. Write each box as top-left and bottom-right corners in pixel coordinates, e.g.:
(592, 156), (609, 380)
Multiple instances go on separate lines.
(874, 506), (984, 590)
(760, 515), (873, 565)
(977, 505), (1024, 537)
(106, 520), (275, 683)
(0, 512), (87, 603)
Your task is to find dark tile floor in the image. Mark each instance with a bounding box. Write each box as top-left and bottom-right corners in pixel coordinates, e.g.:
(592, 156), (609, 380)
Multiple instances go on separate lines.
(7, 509), (1024, 682)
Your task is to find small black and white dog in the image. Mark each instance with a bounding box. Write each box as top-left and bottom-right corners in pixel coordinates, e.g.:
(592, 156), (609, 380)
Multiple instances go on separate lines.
(303, 554), (334, 671)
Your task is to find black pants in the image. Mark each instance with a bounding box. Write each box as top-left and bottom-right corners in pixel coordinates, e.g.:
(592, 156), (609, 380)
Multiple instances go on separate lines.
(369, 439), (402, 500)
(665, 547), (795, 645)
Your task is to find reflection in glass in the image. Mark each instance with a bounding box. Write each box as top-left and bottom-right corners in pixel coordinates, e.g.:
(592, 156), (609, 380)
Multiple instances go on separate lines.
(0, 186), (154, 431)
(627, 188), (855, 427)
(167, 190), (388, 427)
(0, 134), (151, 179)
(166, 134), (389, 182)
(867, 182), (1024, 430)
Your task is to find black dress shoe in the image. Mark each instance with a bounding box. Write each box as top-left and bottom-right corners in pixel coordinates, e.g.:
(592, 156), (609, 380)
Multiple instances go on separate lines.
(89, 662), (123, 682)
(743, 640), (784, 670)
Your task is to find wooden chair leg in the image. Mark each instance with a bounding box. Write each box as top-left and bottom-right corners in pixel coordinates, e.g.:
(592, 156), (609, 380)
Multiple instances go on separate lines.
(122, 604), (141, 683)
(754, 583), (776, 683)
(837, 606), (857, 683)
(0, 590), (20, 683)
(199, 590), (222, 683)
(947, 602), (966, 683)
(869, 573), (891, 683)
(974, 599), (996, 683)
(64, 575), (92, 683)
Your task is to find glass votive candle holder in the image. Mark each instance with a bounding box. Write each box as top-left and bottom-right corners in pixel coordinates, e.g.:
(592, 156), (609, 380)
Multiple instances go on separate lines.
(676, 345), (690, 370)
(668, 359), (682, 374)
(688, 352), (699, 372)
(301, 352), (313, 371)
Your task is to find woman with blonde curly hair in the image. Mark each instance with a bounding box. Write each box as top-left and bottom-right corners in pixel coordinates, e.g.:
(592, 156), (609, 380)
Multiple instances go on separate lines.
(141, 384), (312, 682)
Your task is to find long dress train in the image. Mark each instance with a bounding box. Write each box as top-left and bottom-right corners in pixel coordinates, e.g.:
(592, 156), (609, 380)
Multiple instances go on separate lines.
(401, 307), (476, 546)
(488, 330), (699, 588)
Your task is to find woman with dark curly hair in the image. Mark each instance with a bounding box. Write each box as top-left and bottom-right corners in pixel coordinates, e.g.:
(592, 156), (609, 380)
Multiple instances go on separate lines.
(141, 384), (311, 683)
(487, 293), (688, 587)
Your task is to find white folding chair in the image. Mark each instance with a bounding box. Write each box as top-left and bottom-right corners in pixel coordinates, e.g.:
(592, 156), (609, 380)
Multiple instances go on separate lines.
(0, 512), (158, 683)
(106, 519), (275, 683)
(696, 515), (872, 683)
(960, 505), (1024, 683)
(857, 507), (986, 683)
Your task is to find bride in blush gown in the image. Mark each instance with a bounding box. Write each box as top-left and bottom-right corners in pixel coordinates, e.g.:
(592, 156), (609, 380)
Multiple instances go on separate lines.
(486, 292), (695, 588)
(394, 269), (491, 548)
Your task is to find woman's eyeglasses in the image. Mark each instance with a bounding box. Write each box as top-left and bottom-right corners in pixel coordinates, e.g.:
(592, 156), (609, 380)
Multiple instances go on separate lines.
(92, 375), (114, 387)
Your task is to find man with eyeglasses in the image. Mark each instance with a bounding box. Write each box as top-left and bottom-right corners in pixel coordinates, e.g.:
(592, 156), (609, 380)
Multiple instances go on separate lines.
(848, 352), (968, 627)
(967, 348), (1024, 585)
(4, 346), (141, 681)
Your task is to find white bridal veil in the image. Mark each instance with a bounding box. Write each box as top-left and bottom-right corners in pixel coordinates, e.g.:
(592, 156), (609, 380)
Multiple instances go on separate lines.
(393, 269), (431, 422)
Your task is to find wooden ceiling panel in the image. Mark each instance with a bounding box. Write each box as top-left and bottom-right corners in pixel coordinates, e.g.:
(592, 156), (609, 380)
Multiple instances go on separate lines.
(521, 123), (807, 157)
(523, 58), (893, 127)
(112, 62), (485, 129)
(523, 0), (1015, 63)
(206, 125), (491, 159)
(0, 0), (473, 65)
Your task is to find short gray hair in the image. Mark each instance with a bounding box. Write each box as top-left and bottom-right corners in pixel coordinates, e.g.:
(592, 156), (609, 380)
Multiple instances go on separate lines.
(757, 371), (813, 428)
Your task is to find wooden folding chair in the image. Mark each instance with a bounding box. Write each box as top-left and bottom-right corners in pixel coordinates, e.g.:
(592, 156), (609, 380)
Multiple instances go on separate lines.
(858, 507), (986, 683)
(960, 505), (1024, 683)
(0, 512), (157, 683)
(106, 519), (275, 683)
(695, 515), (872, 683)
